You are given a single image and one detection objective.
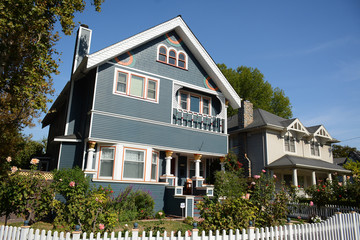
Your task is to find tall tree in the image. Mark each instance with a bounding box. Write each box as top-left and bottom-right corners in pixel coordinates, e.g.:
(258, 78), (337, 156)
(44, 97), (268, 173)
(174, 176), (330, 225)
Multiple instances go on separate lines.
(218, 64), (292, 118)
(332, 144), (357, 158)
(0, 0), (104, 169)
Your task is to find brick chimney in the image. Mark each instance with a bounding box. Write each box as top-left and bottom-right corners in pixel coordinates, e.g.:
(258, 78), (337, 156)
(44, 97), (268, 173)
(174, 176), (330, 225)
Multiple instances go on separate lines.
(238, 101), (253, 129)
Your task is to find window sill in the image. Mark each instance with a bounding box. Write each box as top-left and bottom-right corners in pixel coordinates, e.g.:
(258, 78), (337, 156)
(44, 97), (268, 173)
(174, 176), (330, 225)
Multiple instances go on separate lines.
(156, 60), (188, 71)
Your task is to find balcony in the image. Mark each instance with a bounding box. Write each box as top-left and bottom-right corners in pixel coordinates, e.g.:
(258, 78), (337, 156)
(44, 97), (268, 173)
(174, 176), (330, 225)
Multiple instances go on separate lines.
(173, 108), (225, 133)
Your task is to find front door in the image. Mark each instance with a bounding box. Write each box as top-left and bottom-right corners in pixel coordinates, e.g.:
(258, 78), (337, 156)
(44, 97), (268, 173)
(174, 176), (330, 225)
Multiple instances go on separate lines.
(178, 156), (187, 186)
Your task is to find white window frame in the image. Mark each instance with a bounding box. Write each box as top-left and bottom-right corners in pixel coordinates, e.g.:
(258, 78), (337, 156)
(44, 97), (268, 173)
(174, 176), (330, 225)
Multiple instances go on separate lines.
(122, 147), (147, 181)
(310, 140), (321, 157)
(98, 146), (116, 179)
(156, 44), (188, 70)
(178, 90), (212, 116)
(284, 133), (296, 153)
(114, 69), (160, 103)
(151, 151), (159, 181)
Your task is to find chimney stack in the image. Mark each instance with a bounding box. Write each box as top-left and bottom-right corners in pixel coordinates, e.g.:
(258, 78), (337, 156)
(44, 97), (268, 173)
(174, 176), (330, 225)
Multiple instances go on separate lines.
(238, 101), (253, 129)
(71, 24), (92, 74)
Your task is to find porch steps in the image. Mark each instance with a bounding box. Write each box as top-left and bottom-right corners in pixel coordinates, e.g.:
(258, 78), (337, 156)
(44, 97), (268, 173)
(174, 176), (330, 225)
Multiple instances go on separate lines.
(194, 196), (204, 218)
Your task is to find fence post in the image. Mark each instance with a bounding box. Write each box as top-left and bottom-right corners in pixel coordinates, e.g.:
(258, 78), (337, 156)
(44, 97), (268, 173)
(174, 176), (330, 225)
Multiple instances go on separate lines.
(286, 218), (293, 240)
(351, 210), (360, 239)
(335, 209), (344, 240)
(247, 221), (255, 240)
(20, 221), (30, 240)
(191, 222), (199, 240)
(132, 223), (139, 240)
(72, 225), (81, 240)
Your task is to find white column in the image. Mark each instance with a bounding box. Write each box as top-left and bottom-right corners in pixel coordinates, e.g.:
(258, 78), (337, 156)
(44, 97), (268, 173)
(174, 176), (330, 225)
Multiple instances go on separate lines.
(165, 151), (173, 176)
(293, 169), (298, 187)
(312, 171), (317, 185)
(194, 154), (202, 178)
(328, 173), (332, 182)
(343, 175), (347, 185)
(219, 157), (225, 172)
(85, 141), (96, 170)
(224, 100), (228, 134)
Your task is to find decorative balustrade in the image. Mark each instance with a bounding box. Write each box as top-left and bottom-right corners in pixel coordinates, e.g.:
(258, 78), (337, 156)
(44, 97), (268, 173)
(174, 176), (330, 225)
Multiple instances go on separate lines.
(173, 108), (224, 133)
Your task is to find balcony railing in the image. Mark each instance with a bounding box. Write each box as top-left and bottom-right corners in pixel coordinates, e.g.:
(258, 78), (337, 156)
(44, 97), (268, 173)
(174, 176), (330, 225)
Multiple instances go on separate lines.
(173, 108), (224, 133)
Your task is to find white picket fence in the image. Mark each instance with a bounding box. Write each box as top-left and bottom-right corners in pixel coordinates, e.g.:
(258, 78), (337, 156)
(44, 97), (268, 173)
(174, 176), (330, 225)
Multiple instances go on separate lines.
(1, 212), (359, 240)
(288, 202), (360, 219)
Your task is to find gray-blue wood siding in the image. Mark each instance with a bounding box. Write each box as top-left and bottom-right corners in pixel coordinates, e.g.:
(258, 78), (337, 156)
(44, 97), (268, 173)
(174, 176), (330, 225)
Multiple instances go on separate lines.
(111, 31), (215, 89)
(186, 198), (193, 217)
(92, 182), (165, 213)
(91, 113), (227, 154)
(58, 143), (82, 169)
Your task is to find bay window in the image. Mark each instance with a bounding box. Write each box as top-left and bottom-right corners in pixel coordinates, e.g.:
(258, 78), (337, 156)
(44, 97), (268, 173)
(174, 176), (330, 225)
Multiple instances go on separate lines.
(123, 149), (145, 179)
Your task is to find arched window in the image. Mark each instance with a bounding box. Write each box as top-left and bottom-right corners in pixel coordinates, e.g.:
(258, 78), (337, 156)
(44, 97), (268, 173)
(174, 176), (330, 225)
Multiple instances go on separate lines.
(169, 49), (176, 65)
(158, 46), (167, 62)
(178, 52), (186, 69)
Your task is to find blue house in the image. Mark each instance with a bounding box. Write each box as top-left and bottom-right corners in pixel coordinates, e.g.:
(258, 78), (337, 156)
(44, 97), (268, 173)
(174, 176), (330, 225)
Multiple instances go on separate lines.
(42, 16), (241, 217)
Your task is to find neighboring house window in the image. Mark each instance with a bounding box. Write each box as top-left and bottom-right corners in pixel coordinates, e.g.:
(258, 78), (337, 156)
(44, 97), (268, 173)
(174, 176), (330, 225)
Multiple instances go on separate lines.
(284, 135), (295, 152)
(99, 147), (115, 178)
(158, 46), (167, 62)
(179, 91), (212, 115)
(123, 148), (145, 179)
(114, 69), (159, 103)
(151, 152), (158, 180)
(157, 45), (187, 69)
(310, 141), (320, 156)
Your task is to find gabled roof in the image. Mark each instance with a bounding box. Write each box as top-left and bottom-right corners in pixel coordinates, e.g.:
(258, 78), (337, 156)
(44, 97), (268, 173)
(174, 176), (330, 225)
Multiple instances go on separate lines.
(267, 155), (351, 173)
(79, 16), (241, 109)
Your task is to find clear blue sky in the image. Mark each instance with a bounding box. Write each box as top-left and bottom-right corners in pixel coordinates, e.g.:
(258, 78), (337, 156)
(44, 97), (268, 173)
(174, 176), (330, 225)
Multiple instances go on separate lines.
(23, 0), (360, 150)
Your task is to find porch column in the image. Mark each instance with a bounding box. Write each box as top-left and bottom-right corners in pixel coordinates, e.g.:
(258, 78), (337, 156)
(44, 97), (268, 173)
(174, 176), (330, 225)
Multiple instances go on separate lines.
(219, 157), (226, 172)
(165, 151), (173, 176)
(293, 169), (298, 187)
(328, 173), (332, 182)
(85, 141), (96, 170)
(343, 175), (347, 185)
(194, 154), (202, 178)
(312, 171), (317, 185)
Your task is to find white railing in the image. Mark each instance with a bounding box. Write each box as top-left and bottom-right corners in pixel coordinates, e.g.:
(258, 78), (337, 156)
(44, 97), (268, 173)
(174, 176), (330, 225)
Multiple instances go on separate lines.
(1, 212), (359, 240)
(288, 202), (360, 219)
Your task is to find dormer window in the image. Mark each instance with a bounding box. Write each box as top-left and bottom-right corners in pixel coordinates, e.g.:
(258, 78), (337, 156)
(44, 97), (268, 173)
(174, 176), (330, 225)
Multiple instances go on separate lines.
(310, 141), (320, 156)
(157, 45), (187, 69)
(284, 135), (295, 152)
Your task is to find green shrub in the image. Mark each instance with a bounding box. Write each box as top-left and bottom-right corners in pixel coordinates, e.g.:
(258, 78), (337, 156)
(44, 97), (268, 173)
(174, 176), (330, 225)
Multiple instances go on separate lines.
(130, 189), (154, 219)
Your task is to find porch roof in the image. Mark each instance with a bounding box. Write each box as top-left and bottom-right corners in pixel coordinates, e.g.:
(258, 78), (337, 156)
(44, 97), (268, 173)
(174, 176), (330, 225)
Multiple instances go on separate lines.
(267, 155), (351, 174)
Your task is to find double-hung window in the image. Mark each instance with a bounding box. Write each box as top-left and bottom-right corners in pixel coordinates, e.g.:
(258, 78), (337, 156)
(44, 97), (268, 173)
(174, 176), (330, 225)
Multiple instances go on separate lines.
(310, 141), (320, 156)
(179, 91), (211, 115)
(284, 135), (295, 152)
(115, 69), (159, 102)
(123, 149), (145, 179)
(151, 152), (158, 180)
(99, 147), (115, 178)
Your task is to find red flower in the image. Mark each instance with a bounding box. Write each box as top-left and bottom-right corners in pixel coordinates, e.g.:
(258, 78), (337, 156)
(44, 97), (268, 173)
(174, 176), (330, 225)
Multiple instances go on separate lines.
(317, 189), (320, 192)
(141, 210), (144, 213)
(110, 190), (114, 193)
(339, 195), (342, 198)
(322, 185), (326, 188)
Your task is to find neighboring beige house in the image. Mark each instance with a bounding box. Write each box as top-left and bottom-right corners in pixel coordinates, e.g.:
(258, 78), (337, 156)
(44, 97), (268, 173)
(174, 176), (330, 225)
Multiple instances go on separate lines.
(228, 101), (350, 190)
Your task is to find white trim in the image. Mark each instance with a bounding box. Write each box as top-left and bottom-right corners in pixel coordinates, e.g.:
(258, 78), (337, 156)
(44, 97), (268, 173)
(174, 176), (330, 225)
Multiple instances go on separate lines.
(53, 138), (82, 143)
(64, 79), (74, 135)
(92, 110), (227, 137)
(81, 141), (87, 170)
(157, 44), (168, 62)
(88, 66), (99, 139)
(57, 143), (63, 170)
(177, 50), (188, 69)
(113, 68), (160, 104)
(85, 16), (240, 108)
(88, 137), (226, 157)
(122, 147), (147, 181)
(108, 61), (224, 97)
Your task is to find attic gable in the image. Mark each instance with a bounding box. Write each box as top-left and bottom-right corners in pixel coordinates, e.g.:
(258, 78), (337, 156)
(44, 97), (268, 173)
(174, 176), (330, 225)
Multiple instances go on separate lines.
(83, 16), (241, 109)
(281, 118), (310, 140)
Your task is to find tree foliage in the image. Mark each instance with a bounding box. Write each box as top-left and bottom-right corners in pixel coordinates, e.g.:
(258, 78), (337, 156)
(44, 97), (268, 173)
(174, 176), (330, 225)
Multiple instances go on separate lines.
(218, 64), (293, 118)
(332, 144), (357, 158)
(0, 0), (104, 167)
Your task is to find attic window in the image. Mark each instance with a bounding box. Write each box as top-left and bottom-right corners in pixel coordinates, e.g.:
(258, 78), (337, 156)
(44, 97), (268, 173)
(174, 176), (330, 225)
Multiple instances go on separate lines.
(157, 44), (187, 69)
